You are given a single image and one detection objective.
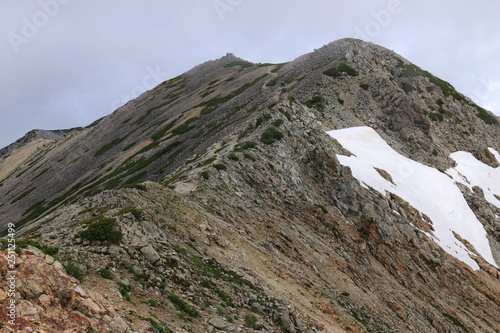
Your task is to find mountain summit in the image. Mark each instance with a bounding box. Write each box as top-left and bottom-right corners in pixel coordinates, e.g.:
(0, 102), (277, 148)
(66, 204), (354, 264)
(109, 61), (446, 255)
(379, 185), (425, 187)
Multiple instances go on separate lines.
(1, 39), (499, 332)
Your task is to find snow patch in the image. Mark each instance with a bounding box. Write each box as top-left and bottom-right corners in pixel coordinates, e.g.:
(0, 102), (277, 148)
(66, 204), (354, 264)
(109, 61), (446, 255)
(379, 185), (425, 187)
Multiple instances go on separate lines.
(446, 149), (500, 209)
(327, 126), (498, 270)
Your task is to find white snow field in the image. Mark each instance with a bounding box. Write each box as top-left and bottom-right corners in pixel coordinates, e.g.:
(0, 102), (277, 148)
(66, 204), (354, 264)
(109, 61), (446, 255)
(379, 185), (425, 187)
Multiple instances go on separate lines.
(446, 150), (500, 209)
(327, 126), (498, 270)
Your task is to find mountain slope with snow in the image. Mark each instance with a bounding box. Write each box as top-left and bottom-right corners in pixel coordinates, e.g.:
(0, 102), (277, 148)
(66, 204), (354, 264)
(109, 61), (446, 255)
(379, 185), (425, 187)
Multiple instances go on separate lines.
(2, 39), (499, 333)
(328, 126), (498, 270)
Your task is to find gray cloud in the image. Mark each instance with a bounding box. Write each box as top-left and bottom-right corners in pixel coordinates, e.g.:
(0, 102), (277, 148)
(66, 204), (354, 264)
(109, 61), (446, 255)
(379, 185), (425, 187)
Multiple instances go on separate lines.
(1, 0), (499, 148)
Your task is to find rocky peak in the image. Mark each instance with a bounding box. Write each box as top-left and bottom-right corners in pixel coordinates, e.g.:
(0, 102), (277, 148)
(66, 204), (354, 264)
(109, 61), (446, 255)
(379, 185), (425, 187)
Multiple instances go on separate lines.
(0, 128), (81, 158)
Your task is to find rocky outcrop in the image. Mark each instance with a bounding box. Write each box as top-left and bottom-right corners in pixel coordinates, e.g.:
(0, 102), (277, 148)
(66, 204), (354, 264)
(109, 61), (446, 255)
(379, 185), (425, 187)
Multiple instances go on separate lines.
(0, 248), (130, 333)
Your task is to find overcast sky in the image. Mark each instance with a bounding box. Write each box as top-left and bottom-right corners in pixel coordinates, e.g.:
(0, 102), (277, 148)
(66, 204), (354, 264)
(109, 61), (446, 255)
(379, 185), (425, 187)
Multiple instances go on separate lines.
(1, 0), (499, 149)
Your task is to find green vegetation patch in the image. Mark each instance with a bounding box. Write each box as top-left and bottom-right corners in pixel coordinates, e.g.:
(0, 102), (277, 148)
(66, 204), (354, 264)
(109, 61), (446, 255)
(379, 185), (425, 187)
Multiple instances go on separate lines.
(213, 163), (227, 171)
(134, 102), (170, 125)
(201, 156), (217, 166)
(63, 262), (83, 281)
(272, 119), (284, 127)
(94, 136), (128, 157)
(151, 119), (179, 141)
(442, 312), (469, 331)
(476, 106), (498, 125)
(423, 110), (444, 122)
(11, 239), (59, 256)
(278, 108), (292, 121)
(117, 281), (133, 302)
(323, 63), (358, 78)
(224, 61), (253, 69)
(271, 63), (287, 73)
(243, 153), (256, 161)
(90, 140), (182, 192)
(266, 78), (279, 87)
(303, 95), (325, 109)
(419, 254), (441, 271)
(99, 268), (114, 280)
(244, 314), (263, 330)
(199, 74), (268, 114)
(228, 154), (240, 161)
(402, 63), (424, 77)
(118, 183), (147, 191)
(401, 82), (415, 93)
(401, 63), (465, 101)
(171, 123), (195, 136)
(11, 187), (35, 204)
(77, 217), (122, 245)
(120, 206), (144, 220)
(168, 294), (199, 317)
(260, 127), (284, 144)
(234, 141), (257, 151)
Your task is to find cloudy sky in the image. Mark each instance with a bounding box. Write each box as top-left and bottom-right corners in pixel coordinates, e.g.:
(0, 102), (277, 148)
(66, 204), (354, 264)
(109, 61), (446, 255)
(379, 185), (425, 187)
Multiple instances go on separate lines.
(1, 0), (499, 148)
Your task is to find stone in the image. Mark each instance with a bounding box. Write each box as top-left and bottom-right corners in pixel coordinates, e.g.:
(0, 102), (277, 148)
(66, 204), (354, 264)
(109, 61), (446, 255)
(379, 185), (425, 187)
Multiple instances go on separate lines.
(26, 280), (45, 298)
(126, 212), (139, 219)
(38, 294), (52, 307)
(209, 317), (228, 330)
(109, 316), (131, 333)
(279, 309), (295, 332)
(132, 265), (144, 276)
(140, 245), (160, 263)
(26, 245), (45, 258)
(17, 300), (41, 323)
(52, 260), (64, 270)
(44, 255), (55, 265)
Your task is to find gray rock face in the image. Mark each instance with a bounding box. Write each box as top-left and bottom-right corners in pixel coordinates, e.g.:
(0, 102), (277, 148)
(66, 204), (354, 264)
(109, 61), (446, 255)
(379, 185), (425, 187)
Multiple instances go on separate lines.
(208, 317), (228, 330)
(140, 245), (160, 263)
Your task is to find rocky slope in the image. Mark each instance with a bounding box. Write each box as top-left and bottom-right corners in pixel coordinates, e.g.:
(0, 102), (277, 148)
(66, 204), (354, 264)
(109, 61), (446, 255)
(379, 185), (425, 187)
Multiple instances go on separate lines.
(1, 38), (499, 332)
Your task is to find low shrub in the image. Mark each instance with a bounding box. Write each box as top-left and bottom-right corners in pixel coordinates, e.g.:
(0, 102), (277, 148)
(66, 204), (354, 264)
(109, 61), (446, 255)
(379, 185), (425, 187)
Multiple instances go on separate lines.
(272, 119), (284, 126)
(303, 95), (325, 109)
(244, 314), (263, 330)
(401, 82), (415, 93)
(323, 63), (358, 78)
(64, 262), (83, 281)
(476, 106), (498, 125)
(213, 164), (227, 171)
(117, 281), (132, 302)
(78, 218), (122, 245)
(99, 268), (114, 280)
(120, 206), (144, 220)
(168, 294), (198, 317)
(243, 153), (256, 161)
(237, 141), (257, 150)
(260, 127), (284, 145)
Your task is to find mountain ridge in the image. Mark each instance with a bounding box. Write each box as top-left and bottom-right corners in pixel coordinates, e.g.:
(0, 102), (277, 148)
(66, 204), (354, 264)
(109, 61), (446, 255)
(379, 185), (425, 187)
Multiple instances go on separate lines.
(1, 38), (499, 332)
